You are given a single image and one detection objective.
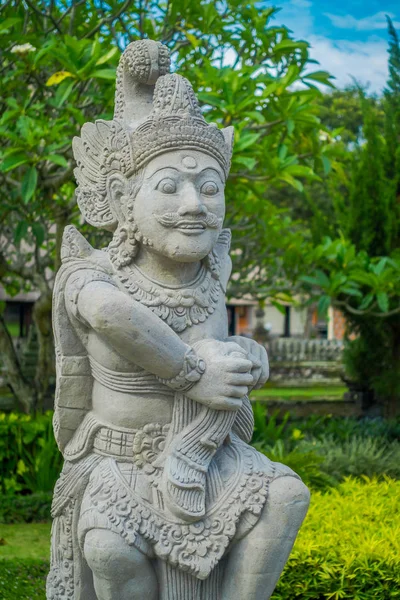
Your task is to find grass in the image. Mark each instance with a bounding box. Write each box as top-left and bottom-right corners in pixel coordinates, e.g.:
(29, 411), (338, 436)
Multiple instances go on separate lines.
(251, 385), (347, 402)
(0, 523), (50, 561)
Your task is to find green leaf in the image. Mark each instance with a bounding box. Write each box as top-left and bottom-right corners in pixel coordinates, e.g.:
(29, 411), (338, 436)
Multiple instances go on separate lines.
(92, 69), (116, 80)
(279, 173), (303, 192)
(0, 18), (21, 33)
(21, 166), (38, 203)
(286, 119), (295, 135)
(317, 295), (331, 316)
(341, 287), (363, 298)
(46, 154), (69, 168)
(285, 164), (318, 179)
(271, 301), (287, 315)
(315, 269), (330, 288)
(95, 47), (118, 66)
(274, 39), (309, 52)
(31, 223), (45, 246)
(321, 156), (331, 175)
(234, 133), (261, 152)
(300, 275), (320, 286)
(359, 293), (374, 310)
(14, 221), (28, 244)
(1, 153), (28, 173)
(233, 156), (257, 170)
(372, 258), (388, 276)
(54, 79), (75, 107)
(376, 292), (389, 313)
(304, 70), (336, 88)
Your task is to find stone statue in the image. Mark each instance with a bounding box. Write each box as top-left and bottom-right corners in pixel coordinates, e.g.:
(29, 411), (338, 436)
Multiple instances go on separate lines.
(48, 39), (309, 600)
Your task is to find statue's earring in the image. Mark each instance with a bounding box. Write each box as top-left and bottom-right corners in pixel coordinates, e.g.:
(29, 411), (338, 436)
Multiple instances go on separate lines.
(109, 195), (140, 269)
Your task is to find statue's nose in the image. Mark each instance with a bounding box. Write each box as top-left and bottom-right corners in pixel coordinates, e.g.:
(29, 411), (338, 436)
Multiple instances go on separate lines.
(178, 184), (208, 216)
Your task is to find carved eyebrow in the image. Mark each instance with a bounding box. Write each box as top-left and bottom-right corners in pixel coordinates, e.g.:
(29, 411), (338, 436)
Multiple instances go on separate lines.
(145, 167), (179, 180)
(145, 165), (224, 182)
(198, 167), (224, 182)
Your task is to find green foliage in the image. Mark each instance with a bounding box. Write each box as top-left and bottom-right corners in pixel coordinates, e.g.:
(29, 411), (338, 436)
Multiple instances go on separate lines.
(0, 412), (61, 495)
(299, 236), (400, 318)
(257, 439), (335, 490)
(0, 493), (52, 524)
(273, 477), (400, 599)
(252, 405), (400, 489)
(302, 435), (400, 481)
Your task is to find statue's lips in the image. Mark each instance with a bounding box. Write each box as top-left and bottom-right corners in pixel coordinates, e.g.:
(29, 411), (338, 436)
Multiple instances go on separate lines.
(172, 221), (207, 235)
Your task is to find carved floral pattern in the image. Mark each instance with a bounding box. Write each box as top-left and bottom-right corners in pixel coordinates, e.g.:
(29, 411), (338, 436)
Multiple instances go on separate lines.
(78, 442), (273, 579)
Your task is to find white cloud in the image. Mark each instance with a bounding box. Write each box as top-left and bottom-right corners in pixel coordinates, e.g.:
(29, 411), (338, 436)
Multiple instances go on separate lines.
(308, 36), (388, 93)
(275, 2), (389, 92)
(325, 11), (400, 31)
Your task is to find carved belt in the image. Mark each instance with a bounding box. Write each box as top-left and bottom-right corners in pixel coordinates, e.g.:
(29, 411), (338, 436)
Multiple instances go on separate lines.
(93, 426), (138, 458)
(93, 421), (171, 464)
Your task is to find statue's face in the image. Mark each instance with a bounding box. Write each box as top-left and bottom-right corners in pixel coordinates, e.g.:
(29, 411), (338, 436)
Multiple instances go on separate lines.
(131, 150), (225, 262)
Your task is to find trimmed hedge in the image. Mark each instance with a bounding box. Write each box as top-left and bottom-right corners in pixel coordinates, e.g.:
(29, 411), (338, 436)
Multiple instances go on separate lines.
(273, 477), (400, 599)
(0, 492), (52, 524)
(0, 478), (399, 599)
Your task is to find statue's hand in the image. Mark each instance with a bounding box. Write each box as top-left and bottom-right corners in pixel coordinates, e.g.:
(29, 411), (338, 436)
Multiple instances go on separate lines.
(187, 340), (253, 411)
(228, 336), (269, 390)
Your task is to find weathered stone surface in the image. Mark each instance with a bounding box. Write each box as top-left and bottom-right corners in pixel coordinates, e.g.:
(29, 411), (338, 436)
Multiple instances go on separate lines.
(48, 39), (309, 600)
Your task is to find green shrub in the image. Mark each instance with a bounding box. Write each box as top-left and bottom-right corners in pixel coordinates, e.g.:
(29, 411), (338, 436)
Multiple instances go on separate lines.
(0, 493), (52, 524)
(0, 412), (62, 495)
(303, 435), (400, 481)
(290, 414), (400, 443)
(256, 439), (336, 491)
(273, 477), (400, 599)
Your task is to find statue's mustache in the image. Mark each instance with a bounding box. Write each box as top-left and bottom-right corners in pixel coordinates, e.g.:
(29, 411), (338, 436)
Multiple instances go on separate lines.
(154, 211), (221, 229)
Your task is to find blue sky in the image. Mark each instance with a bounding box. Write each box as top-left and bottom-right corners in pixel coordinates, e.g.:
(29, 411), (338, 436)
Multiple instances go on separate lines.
(270, 0), (399, 93)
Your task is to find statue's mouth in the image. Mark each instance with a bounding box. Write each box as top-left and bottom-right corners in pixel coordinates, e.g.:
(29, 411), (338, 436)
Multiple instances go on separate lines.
(154, 212), (221, 231)
(174, 220), (207, 233)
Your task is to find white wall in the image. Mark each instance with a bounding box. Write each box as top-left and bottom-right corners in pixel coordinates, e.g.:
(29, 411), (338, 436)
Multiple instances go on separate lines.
(261, 304), (307, 337)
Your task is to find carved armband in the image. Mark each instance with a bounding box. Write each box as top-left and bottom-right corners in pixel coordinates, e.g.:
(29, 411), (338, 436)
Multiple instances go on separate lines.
(156, 346), (206, 392)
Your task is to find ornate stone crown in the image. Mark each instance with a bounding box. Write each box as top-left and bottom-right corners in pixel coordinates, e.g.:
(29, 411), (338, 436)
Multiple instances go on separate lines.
(72, 39), (234, 231)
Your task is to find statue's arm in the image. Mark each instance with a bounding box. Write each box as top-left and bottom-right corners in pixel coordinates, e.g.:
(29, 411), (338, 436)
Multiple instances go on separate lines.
(64, 271), (254, 408)
(69, 278), (188, 379)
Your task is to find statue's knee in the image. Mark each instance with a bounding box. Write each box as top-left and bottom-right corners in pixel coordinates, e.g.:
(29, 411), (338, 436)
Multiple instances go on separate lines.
(84, 529), (144, 580)
(269, 476), (310, 516)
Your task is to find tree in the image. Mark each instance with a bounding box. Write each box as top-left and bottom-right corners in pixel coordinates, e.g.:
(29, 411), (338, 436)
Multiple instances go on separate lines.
(0, 0), (333, 411)
(298, 22), (400, 417)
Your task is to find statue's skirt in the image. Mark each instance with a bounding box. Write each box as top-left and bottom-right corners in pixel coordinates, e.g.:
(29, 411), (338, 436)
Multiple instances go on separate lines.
(47, 425), (296, 600)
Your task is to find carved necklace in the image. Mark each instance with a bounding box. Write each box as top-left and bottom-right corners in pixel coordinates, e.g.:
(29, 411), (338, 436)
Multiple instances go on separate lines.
(109, 250), (224, 333)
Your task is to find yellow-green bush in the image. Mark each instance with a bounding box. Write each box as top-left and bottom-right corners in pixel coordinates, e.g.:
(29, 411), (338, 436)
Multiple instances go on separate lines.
(273, 477), (400, 599)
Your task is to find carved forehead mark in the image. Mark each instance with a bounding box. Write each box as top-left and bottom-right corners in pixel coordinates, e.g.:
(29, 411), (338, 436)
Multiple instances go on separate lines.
(182, 155), (197, 169)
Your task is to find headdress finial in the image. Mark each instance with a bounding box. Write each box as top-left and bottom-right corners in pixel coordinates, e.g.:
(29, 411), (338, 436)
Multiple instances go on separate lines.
(73, 39), (234, 230)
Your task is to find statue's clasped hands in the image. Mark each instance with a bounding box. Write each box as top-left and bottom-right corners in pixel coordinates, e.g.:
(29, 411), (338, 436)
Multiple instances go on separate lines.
(187, 338), (269, 411)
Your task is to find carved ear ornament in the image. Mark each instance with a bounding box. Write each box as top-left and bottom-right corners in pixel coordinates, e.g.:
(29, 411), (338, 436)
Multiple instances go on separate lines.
(72, 39), (234, 230)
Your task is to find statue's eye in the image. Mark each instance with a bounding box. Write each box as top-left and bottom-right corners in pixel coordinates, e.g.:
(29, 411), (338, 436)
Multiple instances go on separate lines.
(156, 178), (177, 194)
(200, 181), (219, 195)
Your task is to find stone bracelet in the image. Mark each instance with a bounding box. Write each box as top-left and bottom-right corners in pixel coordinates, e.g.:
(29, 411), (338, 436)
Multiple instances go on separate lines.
(156, 346), (206, 392)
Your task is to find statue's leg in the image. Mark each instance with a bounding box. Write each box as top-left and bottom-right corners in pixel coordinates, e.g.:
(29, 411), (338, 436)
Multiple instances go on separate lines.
(221, 476), (310, 600)
(84, 529), (158, 600)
